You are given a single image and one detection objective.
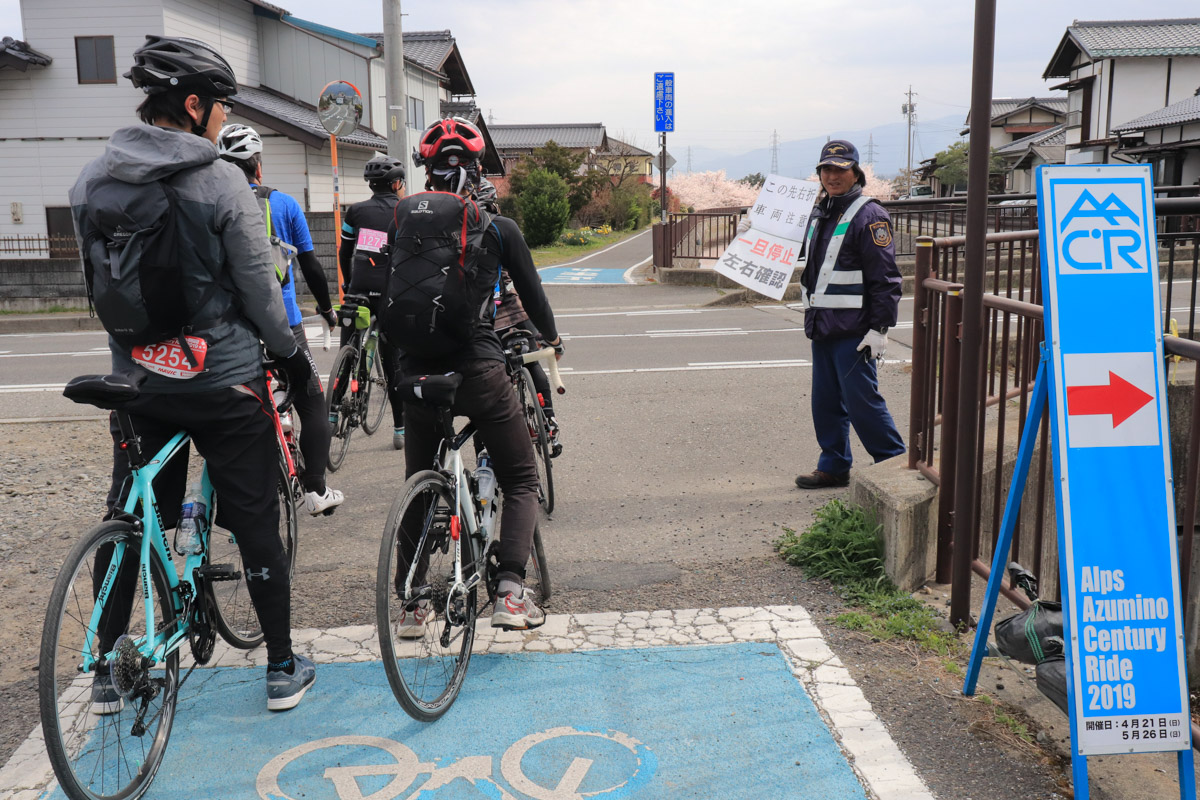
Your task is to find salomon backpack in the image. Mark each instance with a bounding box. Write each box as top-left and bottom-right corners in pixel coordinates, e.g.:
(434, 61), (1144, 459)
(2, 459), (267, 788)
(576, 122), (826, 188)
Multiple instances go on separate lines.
(81, 169), (221, 364)
(381, 191), (494, 359)
(253, 184), (297, 287)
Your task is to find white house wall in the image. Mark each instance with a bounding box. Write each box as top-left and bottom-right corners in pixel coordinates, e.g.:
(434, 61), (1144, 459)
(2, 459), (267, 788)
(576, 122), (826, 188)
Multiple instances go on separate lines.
(0, 139), (111, 245)
(10, 0), (163, 140)
(163, 0), (259, 87)
(1108, 58), (1170, 141)
(306, 146), (374, 213)
(258, 19), (373, 112)
(1168, 60), (1200, 106)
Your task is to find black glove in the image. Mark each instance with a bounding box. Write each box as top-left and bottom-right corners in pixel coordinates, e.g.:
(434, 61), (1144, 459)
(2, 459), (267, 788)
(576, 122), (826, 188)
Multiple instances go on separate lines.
(319, 306), (338, 330)
(550, 338), (565, 358)
(277, 346), (318, 396)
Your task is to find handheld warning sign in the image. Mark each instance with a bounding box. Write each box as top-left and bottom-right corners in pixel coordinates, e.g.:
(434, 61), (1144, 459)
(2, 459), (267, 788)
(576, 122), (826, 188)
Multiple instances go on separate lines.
(963, 164), (1195, 800)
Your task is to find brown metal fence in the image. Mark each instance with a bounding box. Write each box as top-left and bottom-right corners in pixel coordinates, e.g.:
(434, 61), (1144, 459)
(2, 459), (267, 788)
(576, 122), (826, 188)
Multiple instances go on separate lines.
(911, 197), (1200, 626)
(654, 206), (746, 269)
(0, 234), (77, 258)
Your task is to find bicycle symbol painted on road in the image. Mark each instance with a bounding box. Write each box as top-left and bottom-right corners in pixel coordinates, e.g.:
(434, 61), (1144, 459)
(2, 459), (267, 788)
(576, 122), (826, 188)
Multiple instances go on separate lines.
(256, 726), (656, 800)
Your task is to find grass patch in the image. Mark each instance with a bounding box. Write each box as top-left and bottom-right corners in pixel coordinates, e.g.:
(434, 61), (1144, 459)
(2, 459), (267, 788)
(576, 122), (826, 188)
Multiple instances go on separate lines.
(530, 226), (645, 268)
(0, 305), (86, 314)
(776, 500), (959, 655)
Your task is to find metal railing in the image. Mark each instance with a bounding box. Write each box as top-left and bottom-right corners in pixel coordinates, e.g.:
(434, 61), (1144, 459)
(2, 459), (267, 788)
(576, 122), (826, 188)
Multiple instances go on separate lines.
(0, 234), (77, 257)
(910, 196), (1200, 661)
(653, 206), (746, 270)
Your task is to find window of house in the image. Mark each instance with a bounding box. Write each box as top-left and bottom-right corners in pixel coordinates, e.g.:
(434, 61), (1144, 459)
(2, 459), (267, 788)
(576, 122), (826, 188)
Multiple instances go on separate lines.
(407, 96), (425, 131)
(75, 36), (116, 84)
(45, 206), (77, 258)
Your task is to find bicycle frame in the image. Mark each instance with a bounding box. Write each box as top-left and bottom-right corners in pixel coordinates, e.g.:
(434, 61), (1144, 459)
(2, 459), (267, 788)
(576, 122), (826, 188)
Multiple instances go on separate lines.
(84, 430), (212, 675)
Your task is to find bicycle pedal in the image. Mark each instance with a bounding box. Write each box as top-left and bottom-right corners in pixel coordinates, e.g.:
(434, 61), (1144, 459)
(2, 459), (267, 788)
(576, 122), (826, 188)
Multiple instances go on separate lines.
(195, 563), (239, 581)
(320, 507), (337, 517)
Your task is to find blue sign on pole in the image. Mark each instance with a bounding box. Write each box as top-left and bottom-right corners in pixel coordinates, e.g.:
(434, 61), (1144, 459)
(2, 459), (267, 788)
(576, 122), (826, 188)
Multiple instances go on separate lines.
(1037, 164), (1191, 758)
(654, 72), (674, 132)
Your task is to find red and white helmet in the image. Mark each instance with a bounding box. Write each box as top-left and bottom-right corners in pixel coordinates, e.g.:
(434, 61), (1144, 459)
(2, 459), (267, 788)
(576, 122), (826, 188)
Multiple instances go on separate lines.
(417, 117), (485, 167)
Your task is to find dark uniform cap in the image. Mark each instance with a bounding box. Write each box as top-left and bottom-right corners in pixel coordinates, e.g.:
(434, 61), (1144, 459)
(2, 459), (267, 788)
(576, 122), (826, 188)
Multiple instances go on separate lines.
(816, 140), (860, 170)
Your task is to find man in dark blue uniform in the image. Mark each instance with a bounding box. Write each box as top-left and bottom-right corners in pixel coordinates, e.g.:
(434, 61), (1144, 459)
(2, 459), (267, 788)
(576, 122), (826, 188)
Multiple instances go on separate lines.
(795, 140), (905, 489)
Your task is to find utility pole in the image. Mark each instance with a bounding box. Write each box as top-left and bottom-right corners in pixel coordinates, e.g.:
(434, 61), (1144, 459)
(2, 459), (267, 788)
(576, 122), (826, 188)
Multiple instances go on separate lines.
(383, 0), (408, 164)
(902, 86), (917, 194)
(769, 129), (779, 174)
(865, 134), (876, 167)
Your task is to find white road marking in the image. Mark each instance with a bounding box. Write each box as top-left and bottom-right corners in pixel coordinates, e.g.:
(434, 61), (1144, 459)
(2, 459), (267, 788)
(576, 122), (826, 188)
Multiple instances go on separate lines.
(536, 229), (651, 272)
(0, 350), (107, 359)
(0, 383), (66, 393)
(564, 327), (802, 341)
(624, 256), (652, 284)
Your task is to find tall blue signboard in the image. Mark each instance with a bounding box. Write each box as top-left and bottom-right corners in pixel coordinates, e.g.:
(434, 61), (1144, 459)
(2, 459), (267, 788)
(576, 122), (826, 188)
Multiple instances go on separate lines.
(1038, 165), (1190, 760)
(964, 164), (1195, 800)
(654, 72), (674, 133)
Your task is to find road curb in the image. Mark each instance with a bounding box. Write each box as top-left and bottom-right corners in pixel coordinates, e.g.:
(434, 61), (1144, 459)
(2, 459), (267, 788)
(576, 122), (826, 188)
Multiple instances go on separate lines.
(0, 314), (103, 334)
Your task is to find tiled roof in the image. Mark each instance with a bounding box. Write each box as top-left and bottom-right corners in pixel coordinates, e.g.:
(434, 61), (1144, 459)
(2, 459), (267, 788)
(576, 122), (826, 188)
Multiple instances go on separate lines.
(357, 30), (453, 75)
(996, 124), (1066, 154)
(490, 124), (607, 151)
(1046, 19), (1200, 77)
(1112, 94), (1200, 132)
(601, 136), (652, 157)
(963, 97), (1066, 128)
(234, 85), (386, 150)
(0, 36), (52, 71)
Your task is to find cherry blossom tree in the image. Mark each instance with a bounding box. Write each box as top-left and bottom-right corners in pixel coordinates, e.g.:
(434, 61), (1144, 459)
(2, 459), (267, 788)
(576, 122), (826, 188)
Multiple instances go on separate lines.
(668, 170), (759, 211)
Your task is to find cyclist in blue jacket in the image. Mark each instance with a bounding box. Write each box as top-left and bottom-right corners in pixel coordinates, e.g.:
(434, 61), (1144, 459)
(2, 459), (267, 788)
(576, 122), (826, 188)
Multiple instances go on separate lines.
(218, 123), (344, 516)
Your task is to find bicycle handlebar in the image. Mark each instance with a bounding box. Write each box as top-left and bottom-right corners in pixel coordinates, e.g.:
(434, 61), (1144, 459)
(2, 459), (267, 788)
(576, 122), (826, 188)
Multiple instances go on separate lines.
(522, 347), (566, 395)
(262, 359), (298, 414)
(300, 313), (332, 351)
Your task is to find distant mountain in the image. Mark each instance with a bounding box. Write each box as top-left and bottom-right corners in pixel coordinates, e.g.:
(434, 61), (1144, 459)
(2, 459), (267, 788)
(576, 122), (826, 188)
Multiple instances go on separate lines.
(675, 114), (965, 180)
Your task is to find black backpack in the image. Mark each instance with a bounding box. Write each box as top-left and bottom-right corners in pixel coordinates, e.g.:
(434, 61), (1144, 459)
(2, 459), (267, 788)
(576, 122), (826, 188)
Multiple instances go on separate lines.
(381, 191), (495, 359)
(81, 169), (222, 365)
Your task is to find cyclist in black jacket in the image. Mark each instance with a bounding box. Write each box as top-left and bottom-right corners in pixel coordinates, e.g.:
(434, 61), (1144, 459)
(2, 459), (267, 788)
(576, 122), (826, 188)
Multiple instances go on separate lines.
(339, 156), (407, 449)
(395, 118), (562, 631)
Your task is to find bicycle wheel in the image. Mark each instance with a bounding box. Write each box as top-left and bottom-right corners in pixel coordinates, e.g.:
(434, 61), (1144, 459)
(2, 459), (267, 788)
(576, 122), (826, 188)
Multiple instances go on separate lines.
(361, 341), (389, 436)
(40, 520), (179, 800)
(325, 344), (358, 472)
(527, 522), (553, 603)
(210, 456), (298, 649)
(377, 470), (477, 722)
(521, 367), (555, 515)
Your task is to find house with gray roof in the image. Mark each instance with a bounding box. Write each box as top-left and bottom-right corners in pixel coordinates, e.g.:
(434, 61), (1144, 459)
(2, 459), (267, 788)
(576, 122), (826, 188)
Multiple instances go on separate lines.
(0, 0), (496, 258)
(960, 97), (1066, 150)
(1112, 93), (1200, 186)
(490, 123), (609, 175)
(995, 124), (1066, 193)
(1043, 18), (1200, 165)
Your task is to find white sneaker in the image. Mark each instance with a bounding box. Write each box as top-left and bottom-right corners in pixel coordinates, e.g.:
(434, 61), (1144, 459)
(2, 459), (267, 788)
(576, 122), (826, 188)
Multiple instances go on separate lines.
(394, 599), (432, 638)
(304, 486), (344, 516)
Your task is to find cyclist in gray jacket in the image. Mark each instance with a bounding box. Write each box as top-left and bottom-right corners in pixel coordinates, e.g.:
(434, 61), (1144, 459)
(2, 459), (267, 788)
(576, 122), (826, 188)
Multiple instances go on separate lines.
(70, 35), (317, 712)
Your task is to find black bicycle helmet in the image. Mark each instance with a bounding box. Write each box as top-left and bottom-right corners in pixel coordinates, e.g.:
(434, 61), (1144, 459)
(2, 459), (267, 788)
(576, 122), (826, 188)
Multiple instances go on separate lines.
(124, 35), (238, 97)
(363, 155), (405, 183)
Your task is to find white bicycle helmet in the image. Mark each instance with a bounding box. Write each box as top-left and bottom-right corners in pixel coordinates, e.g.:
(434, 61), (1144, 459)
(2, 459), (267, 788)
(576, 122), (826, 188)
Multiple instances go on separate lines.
(217, 123), (263, 160)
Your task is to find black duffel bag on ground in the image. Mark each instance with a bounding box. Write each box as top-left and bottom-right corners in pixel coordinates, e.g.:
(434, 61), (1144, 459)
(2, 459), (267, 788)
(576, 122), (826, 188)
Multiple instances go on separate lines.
(994, 600), (1064, 665)
(1036, 657), (1069, 715)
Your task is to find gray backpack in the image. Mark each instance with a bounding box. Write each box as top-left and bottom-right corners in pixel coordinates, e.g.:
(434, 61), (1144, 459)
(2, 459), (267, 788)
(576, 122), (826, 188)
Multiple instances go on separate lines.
(82, 169), (224, 366)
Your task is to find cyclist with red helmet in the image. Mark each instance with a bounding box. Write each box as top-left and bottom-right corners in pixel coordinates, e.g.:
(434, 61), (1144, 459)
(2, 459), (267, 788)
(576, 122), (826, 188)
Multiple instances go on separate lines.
(393, 118), (562, 630)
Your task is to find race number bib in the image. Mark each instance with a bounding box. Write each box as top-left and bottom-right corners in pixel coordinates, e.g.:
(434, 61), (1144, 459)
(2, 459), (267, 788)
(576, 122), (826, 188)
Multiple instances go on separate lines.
(356, 227), (387, 253)
(132, 336), (208, 379)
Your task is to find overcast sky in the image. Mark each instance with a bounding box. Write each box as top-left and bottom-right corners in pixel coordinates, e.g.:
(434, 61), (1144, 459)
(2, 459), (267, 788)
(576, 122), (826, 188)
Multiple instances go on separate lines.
(5, 1), (1200, 155)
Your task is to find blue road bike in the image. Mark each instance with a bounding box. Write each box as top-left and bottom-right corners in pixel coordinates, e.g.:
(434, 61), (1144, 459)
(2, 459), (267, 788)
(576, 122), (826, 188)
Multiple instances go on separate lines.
(38, 371), (298, 800)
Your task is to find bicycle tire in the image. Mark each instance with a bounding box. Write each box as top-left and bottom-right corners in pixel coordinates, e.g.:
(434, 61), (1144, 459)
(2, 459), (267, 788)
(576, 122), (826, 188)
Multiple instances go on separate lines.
(377, 470), (477, 722)
(210, 456), (298, 649)
(529, 522), (552, 603)
(361, 338), (389, 436)
(521, 367), (555, 515)
(39, 520), (180, 800)
(325, 344), (358, 472)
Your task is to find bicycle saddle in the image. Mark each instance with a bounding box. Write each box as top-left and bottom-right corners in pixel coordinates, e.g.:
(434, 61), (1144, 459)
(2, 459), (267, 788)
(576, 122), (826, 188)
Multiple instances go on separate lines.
(399, 372), (463, 407)
(63, 372), (146, 409)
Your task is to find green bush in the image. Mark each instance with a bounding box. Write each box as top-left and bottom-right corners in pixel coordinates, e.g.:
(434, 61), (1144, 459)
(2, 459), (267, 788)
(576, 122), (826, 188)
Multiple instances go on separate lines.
(560, 228), (593, 246)
(498, 193), (522, 226)
(775, 500), (889, 592)
(519, 168), (571, 247)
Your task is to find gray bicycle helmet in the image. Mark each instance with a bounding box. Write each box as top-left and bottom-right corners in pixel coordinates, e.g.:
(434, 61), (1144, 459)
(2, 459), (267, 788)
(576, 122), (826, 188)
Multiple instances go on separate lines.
(364, 155), (405, 183)
(125, 35), (238, 97)
(474, 177), (499, 213)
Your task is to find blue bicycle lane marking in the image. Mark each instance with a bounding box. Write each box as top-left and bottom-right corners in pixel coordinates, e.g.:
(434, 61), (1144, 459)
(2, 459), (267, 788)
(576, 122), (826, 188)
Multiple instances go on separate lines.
(538, 266), (632, 285)
(51, 643), (868, 799)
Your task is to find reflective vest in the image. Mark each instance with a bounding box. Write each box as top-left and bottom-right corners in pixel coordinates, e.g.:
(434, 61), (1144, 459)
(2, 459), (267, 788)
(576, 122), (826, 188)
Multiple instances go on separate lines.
(801, 195), (874, 310)
(253, 184), (298, 287)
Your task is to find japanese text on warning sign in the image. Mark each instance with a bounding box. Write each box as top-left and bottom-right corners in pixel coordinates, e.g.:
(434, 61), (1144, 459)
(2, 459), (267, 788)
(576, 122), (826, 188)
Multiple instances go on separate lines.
(714, 174), (820, 300)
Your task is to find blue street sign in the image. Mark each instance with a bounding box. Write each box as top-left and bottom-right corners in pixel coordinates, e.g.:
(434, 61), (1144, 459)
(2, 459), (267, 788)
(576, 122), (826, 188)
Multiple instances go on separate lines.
(654, 72), (674, 132)
(1037, 164), (1191, 757)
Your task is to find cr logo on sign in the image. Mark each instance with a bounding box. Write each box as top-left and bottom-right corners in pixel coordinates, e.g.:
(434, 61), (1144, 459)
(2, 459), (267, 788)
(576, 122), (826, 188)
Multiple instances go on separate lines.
(1056, 187), (1148, 274)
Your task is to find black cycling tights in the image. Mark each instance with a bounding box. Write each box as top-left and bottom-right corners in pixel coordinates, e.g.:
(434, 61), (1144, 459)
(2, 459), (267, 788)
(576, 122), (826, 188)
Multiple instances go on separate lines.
(105, 378), (294, 664)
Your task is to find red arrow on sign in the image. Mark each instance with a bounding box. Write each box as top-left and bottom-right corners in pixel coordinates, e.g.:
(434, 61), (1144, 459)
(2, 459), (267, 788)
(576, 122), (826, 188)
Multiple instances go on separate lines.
(1066, 371), (1154, 427)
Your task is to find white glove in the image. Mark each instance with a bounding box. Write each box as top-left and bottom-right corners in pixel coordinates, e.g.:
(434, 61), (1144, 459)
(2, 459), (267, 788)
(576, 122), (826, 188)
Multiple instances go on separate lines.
(736, 216), (751, 235)
(856, 329), (888, 361)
